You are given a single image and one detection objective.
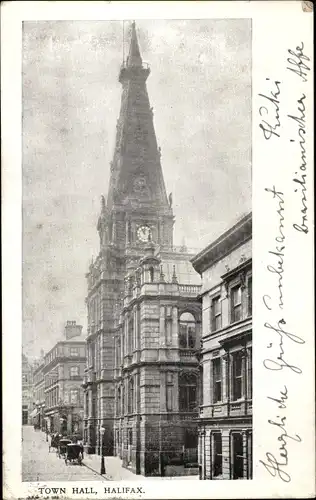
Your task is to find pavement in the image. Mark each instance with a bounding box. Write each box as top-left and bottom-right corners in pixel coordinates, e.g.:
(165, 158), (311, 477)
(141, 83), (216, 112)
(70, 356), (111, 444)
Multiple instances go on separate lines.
(22, 426), (101, 482)
(22, 426), (198, 481)
(83, 454), (199, 481)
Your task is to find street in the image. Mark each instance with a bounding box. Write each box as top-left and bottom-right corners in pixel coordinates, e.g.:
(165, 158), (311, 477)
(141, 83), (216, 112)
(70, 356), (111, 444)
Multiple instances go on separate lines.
(22, 426), (101, 481)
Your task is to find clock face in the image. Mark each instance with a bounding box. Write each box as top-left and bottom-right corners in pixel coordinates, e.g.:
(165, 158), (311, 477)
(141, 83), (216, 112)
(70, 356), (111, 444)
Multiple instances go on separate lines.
(137, 225), (152, 243)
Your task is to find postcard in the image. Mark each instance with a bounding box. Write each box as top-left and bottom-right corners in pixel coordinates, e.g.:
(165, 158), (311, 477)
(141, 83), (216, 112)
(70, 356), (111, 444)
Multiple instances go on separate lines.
(1, 1), (314, 499)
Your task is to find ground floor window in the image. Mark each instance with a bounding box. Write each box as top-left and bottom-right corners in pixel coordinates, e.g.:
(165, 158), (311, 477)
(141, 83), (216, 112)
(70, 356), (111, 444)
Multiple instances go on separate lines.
(231, 432), (244, 479)
(212, 432), (222, 477)
(247, 432), (252, 479)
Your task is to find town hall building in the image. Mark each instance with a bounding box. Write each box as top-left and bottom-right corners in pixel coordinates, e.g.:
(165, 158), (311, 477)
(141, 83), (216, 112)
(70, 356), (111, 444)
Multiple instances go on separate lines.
(83, 23), (202, 476)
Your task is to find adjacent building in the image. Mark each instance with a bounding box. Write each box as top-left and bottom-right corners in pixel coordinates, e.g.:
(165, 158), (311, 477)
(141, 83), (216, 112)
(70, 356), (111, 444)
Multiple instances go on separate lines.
(43, 321), (86, 436)
(191, 213), (252, 480)
(22, 353), (34, 425)
(83, 23), (202, 476)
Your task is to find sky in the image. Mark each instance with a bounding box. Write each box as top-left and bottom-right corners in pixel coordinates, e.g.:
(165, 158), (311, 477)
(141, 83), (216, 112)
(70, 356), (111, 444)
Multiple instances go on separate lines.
(22, 19), (252, 360)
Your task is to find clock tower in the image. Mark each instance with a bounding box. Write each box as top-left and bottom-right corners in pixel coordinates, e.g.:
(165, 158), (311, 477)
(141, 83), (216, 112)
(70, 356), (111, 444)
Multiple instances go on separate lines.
(102, 21), (174, 259)
(84, 22), (175, 455)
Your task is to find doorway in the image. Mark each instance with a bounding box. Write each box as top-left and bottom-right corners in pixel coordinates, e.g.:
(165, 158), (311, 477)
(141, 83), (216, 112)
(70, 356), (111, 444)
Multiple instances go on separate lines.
(128, 429), (132, 464)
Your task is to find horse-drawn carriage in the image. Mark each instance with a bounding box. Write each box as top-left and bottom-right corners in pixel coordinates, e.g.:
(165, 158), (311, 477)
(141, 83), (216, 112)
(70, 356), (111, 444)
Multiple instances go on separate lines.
(58, 438), (72, 458)
(65, 443), (84, 466)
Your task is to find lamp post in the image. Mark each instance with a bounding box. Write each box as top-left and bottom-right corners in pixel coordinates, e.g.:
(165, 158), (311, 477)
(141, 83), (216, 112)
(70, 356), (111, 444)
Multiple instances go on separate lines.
(45, 418), (48, 442)
(100, 426), (106, 475)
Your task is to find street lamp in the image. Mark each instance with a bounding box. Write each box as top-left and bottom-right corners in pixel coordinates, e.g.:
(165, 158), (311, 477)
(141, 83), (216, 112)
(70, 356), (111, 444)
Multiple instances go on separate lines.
(100, 426), (106, 475)
(44, 417), (49, 441)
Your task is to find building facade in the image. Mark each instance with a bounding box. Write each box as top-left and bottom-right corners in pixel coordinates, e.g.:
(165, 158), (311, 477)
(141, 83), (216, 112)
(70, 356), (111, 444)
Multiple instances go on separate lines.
(43, 321), (86, 436)
(113, 243), (202, 476)
(22, 353), (34, 425)
(191, 213), (252, 480)
(83, 22), (202, 476)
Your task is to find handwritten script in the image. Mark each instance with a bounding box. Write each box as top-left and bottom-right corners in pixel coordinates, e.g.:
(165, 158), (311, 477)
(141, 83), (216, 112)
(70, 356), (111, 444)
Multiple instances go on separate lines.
(258, 42), (310, 483)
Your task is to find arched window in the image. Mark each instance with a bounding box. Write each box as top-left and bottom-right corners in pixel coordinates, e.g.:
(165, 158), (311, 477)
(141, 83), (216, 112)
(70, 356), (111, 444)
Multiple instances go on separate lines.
(149, 266), (154, 282)
(117, 386), (121, 416)
(179, 312), (196, 349)
(179, 372), (197, 412)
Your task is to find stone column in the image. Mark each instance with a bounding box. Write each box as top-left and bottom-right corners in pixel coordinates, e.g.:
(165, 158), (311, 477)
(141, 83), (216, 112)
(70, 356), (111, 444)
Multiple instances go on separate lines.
(126, 219), (130, 245)
(159, 306), (165, 346)
(242, 350), (246, 400)
(246, 347), (252, 400)
(228, 353), (233, 403)
(136, 306), (140, 352)
(133, 308), (137, 351)
(160, 372), (166, 412)
(172, 306), (178, 347)
(222, 354), (229, 403)
(208, 359), (213, 406)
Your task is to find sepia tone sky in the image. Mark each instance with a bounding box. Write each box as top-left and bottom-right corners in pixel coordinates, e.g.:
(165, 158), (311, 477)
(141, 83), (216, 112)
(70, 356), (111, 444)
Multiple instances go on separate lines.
(22, 19), (251, 360)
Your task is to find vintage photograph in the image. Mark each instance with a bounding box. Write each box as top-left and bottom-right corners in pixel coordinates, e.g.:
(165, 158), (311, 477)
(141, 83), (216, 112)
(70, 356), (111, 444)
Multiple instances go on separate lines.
(22, 19), (252, 481)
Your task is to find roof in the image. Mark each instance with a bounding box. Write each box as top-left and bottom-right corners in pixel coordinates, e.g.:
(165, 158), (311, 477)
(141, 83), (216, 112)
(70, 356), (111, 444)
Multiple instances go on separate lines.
(60, 334), (87, 344)
(191, 212), (252, 274)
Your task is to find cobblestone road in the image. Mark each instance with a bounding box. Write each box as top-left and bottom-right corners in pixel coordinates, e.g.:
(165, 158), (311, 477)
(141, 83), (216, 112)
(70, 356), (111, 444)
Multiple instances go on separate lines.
(22, 426), (101, 481)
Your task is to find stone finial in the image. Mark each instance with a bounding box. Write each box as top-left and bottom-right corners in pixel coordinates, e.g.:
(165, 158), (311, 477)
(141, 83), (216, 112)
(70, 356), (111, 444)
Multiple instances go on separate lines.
(168, 192), (173, 207)
(172, 265), (178, 284)
(101, 195), (106, 211)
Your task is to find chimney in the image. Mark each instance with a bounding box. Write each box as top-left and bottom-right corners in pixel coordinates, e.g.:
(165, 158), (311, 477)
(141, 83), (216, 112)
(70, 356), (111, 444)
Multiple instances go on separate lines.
(64, 320), (83, 340)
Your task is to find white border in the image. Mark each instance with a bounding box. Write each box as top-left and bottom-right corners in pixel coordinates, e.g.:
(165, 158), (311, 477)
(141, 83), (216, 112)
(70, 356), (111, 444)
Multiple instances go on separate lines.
(1, 1), (314, 499)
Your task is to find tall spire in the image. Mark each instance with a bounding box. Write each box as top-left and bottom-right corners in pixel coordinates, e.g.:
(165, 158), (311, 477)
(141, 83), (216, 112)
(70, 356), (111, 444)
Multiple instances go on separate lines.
(126, 22), (142, 67)
(107, 23), (171, 216)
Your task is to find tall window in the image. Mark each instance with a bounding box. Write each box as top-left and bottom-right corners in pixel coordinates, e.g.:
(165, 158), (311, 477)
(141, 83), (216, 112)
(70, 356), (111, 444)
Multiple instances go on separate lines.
(179, 373), (197, 412)
(247, 276), (252, 316)
(232, 433), (244, 479)
(128, 378), (134, 413)
(117, 387), (121, 416)
(64, 391), (69, 404)
(211, 296), (222, 331)
(122, 384), (125, 415)
(70, 366), (79, 378)
(248, 432), (253, 479)
(149, 266), (154, 282)
(70, 347), (79, 356)
(165, 307), (172, 345)
(166, 373), (173, 411)
(128, 317), (134, 354)
(179, 312), (196, 349)
(231, 285), (242, 323)
(213, 358), (222, 403)
(212, 433), (223, 477)
(232, 353), (243, 400)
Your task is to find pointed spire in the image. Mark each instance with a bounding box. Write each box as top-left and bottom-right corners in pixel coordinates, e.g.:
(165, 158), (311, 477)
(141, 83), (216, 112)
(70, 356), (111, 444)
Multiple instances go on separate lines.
(127, 21), (142, 67)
